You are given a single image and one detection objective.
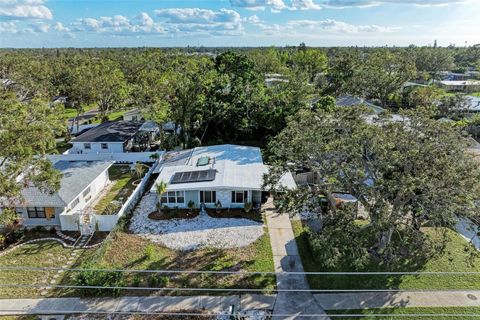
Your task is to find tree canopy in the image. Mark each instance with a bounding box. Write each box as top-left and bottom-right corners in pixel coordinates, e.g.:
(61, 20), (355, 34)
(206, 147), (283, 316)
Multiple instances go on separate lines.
(267, 106), (480, 264)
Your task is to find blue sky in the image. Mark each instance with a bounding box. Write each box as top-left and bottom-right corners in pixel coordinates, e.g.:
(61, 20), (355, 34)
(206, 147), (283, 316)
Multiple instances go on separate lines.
(0, 0), (479, 48)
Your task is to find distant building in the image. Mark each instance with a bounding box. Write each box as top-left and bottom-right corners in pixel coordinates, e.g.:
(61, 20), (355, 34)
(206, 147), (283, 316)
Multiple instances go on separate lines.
(265, 73), (289, 87)
(438, 80), (480, 93)
(70, 120), (159, 154)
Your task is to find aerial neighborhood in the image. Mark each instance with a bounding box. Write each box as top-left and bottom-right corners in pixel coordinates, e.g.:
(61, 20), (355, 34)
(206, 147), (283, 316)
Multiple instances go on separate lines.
(1, 1), (480, 318)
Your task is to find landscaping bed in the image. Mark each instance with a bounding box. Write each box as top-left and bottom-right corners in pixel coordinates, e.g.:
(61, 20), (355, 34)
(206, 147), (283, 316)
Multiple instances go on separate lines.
(131, 194), (266, 250)
(148, 208), (199, 220)
(93, 165), (141, 215)
(291, 220), (480, 291)
(206, 208), (262, 222)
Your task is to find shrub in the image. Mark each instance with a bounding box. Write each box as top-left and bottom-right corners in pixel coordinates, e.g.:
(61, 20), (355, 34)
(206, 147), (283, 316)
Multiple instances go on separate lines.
(74, 263), (124, 297)
(104, 202), (121, 215)
(149, 274), (169, 288)
(244, 201), (253, 213)
(131, 275), (143, 287)
(215, 200), (222, 213)
(187, 200), (195, 212)
(0, 234), (6, 249)
(144, 244), (156, 260)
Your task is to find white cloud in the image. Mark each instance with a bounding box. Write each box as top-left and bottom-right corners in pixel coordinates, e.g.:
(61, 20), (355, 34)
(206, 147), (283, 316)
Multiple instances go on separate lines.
(230, 0), (288, 11)
(136, 12), (154, 27)
(0, 0), (52, 19)
(257, 18), (397, 34)
(28, 21), (48, 32)
(0, 21), (17, 33)
(53, 21), (69, 32)
(247, 14), (262, 23)
(292, 0), (321, 10)
(154, 8), (243, 34)
(320, 0), (467, 8)
(72, 14), (165, 35)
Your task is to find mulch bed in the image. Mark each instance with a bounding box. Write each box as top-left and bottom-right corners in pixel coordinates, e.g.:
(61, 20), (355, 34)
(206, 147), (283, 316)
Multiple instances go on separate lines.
(87, 231), (110, 246)
(206, 208), (263, 222)
(148, 209), (199, 220)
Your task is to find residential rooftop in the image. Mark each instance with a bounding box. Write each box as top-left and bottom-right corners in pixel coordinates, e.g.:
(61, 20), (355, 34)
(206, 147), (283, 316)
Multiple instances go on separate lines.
(73, 121), (144, 143)
(20, 160), (113, 207)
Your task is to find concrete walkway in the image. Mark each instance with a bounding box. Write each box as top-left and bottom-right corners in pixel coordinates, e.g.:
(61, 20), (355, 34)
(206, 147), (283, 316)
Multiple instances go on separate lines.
(0, 295), (276, 316)
(264, 199), (329, 320)
(314, 291), (480, 310)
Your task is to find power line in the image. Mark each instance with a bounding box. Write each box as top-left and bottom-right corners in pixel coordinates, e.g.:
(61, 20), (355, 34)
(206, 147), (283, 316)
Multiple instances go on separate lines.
(2, 265), (480, 275)
(1, 283), (480, 293)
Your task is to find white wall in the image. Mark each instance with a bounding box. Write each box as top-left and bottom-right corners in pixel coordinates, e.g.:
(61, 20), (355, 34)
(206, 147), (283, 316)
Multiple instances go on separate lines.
(59, 167), (110, 231)
(160, 189), (254, 209)
(71, 142), (125, 154)
(49, 152), (161, 164)
(17, 207), (63, 228)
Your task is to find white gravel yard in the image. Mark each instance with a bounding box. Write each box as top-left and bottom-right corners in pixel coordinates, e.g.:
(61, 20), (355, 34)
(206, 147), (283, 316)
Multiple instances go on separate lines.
(129, 193), (265, 250)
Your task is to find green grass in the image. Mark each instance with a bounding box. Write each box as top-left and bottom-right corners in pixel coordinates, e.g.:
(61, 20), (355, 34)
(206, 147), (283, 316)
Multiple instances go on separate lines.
(470, 92), (480, 97)
(63, 104), (96, 120)
(66, 227), (275, 296)
(327, 307), (480, 320)
(291, 220), (480, 290)
(93, 165), (137, 215)
(0, 240), (91, 298)
(91, 110), (128, 124)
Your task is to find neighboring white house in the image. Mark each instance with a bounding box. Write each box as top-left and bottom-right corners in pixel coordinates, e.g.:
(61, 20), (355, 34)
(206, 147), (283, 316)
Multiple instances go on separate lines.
(123, 109), (143, 121)
(438, 80), (480, 93)
(151, 144), (296, 209)
(10, 160), (113, 230)
(69, 120), (159, 154)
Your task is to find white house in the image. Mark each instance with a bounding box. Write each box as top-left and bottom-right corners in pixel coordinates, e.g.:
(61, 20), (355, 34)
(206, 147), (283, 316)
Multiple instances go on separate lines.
(69, 120), (159, 154)
(123, 109), (143, 121)
(438, 80), (480, 93)
(151, 144), (295, 209)
(11, 160), (113, 230)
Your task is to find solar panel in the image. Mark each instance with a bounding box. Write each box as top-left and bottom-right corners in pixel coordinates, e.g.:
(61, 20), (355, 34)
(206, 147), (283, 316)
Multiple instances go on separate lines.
(170, 169), (216, 184)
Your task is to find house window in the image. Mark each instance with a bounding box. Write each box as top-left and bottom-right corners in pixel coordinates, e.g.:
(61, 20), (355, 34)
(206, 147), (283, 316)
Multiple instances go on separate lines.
(70, 197), (80, 209)
(101, 143), (108, 150)
(200, 191), (216, 204)
(84, 143), (91, 150)
(160, 191), (184, 204)
(231, 191), (248, 204)
(83, 187), (91, 198)
(27, 207), (46, 218)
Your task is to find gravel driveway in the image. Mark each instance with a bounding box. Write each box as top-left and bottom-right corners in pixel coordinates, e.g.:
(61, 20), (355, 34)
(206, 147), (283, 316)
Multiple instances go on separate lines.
(129, 193), (265, 250)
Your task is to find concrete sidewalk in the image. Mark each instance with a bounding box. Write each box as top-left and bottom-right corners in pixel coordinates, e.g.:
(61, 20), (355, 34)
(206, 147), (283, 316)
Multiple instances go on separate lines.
(315, 291), (480, 310)
(0, 295), (276, 315)
(265, 198), (329, 320)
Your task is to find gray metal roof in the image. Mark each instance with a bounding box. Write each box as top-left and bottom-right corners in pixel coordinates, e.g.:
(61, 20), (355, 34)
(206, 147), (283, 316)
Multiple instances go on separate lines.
(20, 160), (113, 207)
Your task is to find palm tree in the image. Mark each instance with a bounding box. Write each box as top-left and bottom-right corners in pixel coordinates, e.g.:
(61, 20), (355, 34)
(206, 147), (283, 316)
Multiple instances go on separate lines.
(133, 162), (147, 180)
(156, 181), (167, 214)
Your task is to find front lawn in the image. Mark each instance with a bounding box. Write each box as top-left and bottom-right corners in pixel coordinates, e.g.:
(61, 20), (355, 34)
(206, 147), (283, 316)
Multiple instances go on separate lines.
(61, 230), (275, 296)
(291, 220), (480, 290)
(93, 165), (138, 215)
(0, 240), (92, 298)
(327, 307), (480, 320)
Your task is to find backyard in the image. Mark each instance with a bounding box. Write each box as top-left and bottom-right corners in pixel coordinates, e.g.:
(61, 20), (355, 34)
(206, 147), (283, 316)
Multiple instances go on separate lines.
(93, 165), (141, 215)
(291, 220), (480, 291)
